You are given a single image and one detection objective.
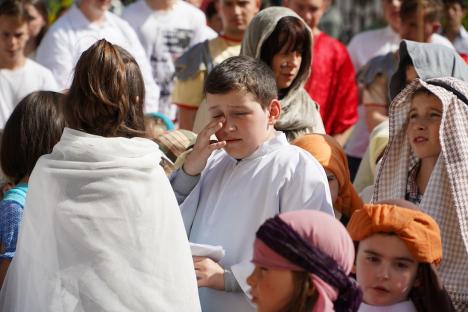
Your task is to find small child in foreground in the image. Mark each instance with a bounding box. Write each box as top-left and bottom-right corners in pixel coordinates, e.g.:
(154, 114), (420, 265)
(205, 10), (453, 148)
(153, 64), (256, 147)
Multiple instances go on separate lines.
(347, 203), (454, 312)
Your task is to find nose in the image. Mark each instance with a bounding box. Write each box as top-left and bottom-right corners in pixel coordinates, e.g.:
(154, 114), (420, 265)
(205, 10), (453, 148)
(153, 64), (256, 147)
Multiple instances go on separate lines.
(223, 118), (236, 132)
(282, 52), (301, 69)
(247, 267), (258, 287)
(233, 4), (242, 15)
(377, 264), (390, 280)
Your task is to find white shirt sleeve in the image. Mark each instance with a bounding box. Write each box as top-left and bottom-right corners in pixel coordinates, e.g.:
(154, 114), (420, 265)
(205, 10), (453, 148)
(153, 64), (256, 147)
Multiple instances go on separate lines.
(36, 28), (75, 91)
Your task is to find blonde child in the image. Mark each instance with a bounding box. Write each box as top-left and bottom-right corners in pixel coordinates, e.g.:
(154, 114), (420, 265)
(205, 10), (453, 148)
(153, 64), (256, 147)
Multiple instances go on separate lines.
(373, 77), (468, 309)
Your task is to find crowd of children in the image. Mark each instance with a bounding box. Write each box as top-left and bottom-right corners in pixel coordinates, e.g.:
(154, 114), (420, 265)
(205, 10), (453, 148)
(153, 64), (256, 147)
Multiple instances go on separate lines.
(1, 0), (468, 311)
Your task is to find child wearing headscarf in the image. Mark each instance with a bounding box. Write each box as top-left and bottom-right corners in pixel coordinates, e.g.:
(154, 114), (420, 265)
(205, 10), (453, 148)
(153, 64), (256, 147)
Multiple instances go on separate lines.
(347, 204), (454, 312)
(372, 77), (468, 310)
(247, 210), (362, 312)
(292, 134), (363, 222)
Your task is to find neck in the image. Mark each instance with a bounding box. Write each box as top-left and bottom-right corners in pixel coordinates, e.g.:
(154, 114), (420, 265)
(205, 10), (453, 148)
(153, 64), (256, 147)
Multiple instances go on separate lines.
(221, 29), (244, 41)
(146, 0), (175, 11)
(444, 25), (461, 43)
(312, 28), (321, 36)
(0, 57), (26, 70)
(24, 40), (36, 57)
(79, 3), (106, 23)
(416, 157), (438, 195)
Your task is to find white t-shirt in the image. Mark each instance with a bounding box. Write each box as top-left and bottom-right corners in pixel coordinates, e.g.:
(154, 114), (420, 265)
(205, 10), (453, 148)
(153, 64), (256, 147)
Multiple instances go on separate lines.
(123, 0), (215, 118)
(348, 26), (401, 72)
(0, 59), (58, 128)
(36, 5), (160, 113)
(171, 132), (334, 312)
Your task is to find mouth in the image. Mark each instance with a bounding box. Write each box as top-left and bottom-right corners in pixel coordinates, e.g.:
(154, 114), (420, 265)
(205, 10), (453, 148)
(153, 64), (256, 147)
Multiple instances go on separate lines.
(225, 139), (242, 144)
(371, 286), (390, 294)
(413, 136), (428, 144)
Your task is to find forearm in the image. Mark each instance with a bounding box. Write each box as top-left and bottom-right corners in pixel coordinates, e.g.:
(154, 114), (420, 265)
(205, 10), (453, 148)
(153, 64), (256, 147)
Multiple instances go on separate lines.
(170, 168), (200, 204)
(333, 126), (354, 146)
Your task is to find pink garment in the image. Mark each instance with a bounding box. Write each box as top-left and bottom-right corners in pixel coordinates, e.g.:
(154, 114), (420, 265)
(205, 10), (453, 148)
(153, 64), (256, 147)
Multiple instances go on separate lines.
(252, 210), (355, 312)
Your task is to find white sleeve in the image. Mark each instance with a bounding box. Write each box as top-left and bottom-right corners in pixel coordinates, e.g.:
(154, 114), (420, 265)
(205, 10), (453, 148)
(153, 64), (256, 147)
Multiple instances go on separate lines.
(120, 22), (160, 113)
(36, 28), (74, 91)
(279, 151), (334, 216)
(41, 68), (59, 92)
(346, 36), (361, 72)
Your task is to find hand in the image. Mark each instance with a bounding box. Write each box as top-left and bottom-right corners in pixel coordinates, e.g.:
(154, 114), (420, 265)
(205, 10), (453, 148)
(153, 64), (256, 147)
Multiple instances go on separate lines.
(183, 118), (226, 176)
(193, 256), (225, 290)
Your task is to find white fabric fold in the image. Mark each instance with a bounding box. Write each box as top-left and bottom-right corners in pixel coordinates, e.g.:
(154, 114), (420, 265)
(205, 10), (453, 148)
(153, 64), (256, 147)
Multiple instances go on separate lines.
(0, 128), (200, 312)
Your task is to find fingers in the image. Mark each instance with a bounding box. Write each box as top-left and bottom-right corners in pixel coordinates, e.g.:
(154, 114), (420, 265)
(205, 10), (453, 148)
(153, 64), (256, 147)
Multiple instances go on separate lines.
(198, 118), (224, 142)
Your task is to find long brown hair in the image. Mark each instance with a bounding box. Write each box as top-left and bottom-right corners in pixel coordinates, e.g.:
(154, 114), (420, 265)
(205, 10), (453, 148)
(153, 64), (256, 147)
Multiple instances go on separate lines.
(279, 271), (317, 312)
(64, 39), (145, 138)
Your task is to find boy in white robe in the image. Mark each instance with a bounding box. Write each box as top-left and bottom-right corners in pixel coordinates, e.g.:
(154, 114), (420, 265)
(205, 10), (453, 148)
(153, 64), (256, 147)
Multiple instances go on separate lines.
(170, 56), (334, 312)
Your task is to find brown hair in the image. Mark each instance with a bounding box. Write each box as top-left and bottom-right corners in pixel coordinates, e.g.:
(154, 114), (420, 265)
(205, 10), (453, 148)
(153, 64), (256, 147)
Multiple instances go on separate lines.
(204, 55), (278, 109)
(260, 16), (312, 95)
(64, 39), (145, 138)
(0, 0), (31, 22)
(1, 91), (66, 183)
(410, 87), (439, 101)
(400, 0), (443, 22)
(279, 271), (317, 312)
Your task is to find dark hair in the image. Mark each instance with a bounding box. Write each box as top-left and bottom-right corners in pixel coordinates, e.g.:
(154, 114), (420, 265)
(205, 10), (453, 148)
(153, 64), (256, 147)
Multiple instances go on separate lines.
(1, 91), (65, 183)
(411, 87), (438, 101)
(0, 0), (32, 22)
(410, 263), (456, 312)
(279, 271), (317, 312)
(204, 55), (278, 109)
(24, 0), (49, 49)
(65, 39), (146, 138)
(443, 0), (465, 8)
(259, 16), (312, 95)
(400, 0), (443, 22)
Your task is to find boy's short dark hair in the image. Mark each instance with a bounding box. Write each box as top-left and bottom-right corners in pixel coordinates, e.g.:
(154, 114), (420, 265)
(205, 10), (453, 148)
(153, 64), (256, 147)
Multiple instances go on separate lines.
(0, 0), (31, 22)
(400, 0), (443, 22)
(204, 56), (278, 109)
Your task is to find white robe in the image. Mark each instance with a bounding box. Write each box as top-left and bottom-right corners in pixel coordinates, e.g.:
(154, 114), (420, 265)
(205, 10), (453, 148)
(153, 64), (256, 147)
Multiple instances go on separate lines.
(173, 132), (334, 312)
(0, 128), (200, 312)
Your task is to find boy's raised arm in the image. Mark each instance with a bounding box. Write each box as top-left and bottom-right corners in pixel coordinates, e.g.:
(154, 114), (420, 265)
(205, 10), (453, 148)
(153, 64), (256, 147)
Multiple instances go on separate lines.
(170, 118), (226, 204)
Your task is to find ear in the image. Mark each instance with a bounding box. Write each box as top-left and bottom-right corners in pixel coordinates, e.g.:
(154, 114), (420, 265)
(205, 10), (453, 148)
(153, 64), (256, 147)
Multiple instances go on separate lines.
(267, 99), (281, 125)
(255, 0), (261, 10)
(432, 22), (441, 34)
(351, 263), (356, 274)
(305, 276), (316, 296)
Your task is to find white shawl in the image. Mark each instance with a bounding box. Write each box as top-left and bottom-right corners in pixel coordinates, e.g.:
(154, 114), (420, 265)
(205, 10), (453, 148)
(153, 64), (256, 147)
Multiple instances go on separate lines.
(0, 128), (200, 312)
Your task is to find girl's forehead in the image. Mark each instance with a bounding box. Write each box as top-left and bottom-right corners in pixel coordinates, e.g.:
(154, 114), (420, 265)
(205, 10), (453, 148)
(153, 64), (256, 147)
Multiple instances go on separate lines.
(410, 92), (443, 110)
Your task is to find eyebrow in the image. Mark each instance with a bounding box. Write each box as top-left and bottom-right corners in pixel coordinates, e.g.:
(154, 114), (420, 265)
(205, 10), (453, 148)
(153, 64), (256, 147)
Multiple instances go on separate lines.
(363, 250), (415, 263)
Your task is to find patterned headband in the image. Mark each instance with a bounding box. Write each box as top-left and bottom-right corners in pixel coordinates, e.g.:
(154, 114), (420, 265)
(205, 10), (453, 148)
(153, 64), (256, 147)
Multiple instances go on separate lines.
(256, 215), (362, 312)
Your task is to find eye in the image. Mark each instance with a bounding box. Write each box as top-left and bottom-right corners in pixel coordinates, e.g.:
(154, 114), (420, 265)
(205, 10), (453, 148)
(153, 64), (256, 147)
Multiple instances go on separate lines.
(326, 174), (336, 182)
(366, 256), (380, 263)
(395, 262), (410, 269)
(409, 112), (417, 120)
(430, 112), (441, 119)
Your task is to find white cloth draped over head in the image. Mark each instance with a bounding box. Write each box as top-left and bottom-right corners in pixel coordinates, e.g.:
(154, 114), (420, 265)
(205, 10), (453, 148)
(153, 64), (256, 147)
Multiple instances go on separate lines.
(240, 7), (325, 140)
(0, 128), (201, 312)
(373, 77), (468, 300)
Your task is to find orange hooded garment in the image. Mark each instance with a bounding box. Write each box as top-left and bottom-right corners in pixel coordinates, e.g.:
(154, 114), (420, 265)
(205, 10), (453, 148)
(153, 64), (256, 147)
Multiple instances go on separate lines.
(347, 204), (442, 265)
(292, 134), (363, 217)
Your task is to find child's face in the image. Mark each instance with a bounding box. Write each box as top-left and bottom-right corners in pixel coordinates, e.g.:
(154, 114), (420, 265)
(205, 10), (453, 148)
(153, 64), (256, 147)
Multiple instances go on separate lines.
(383, 0), (402, 31)
(406, 93), (442, 161)
(356, 234), (419, 306)
(271, 47), (302, 90)
(207, 90), (279, 159)
(286, 0), (325, 31)
(247, 265), (296, 312)
(325, 169), (339, 205)
(400, 12), (440, 42)
(217, 0), (259, 37)
(444, 2), (465, 29)
(0, 16), (29, 68)
(25, 4), (46, 38)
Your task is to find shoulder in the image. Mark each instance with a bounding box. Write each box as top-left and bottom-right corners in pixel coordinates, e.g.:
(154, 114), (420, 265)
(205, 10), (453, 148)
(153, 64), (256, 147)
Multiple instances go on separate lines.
(175, 40), (211, 79)
(25, 59), (54, 74)
(359, 52), (396, 85)
(348, 28), (386, 47)
(176, 1), (206, 21)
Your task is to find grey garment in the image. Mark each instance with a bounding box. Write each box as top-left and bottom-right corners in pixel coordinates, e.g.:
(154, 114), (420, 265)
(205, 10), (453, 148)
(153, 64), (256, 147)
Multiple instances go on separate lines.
(174, 39), (213, 81)
(240, 7), (325, 139)
(170, 168), (200, 204)
(389, 40), (468, 100)
(224, 269), (242, 292)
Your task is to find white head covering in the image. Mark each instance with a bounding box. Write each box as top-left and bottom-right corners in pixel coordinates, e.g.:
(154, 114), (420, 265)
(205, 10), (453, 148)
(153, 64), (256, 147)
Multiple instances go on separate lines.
(0, 128), (201, 311)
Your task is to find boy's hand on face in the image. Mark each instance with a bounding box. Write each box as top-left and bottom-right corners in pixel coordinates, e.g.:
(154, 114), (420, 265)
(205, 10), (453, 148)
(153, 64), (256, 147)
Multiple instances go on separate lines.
(193, 256), (225, 290)
(183, 118), (226, 176)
